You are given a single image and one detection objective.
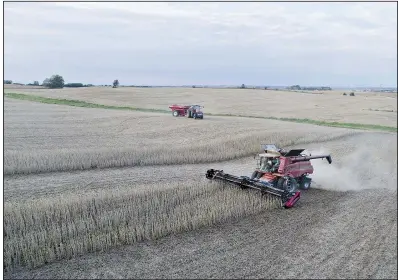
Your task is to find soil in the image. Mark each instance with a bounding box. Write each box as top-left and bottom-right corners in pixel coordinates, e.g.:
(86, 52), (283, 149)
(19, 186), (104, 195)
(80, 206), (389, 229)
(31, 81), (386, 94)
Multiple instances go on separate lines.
(5, 131), (397, 279)
(7, 188), (397, 279)
(5, 86), (397, 127)
(3, 93), (397, 279)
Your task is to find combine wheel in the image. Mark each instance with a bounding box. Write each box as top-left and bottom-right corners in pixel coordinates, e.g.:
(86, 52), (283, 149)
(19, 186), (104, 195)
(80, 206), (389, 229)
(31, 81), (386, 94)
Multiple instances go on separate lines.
(300, 177), (312, 190)
(172, 111), (179, 117)
(277, 176), (298, 193)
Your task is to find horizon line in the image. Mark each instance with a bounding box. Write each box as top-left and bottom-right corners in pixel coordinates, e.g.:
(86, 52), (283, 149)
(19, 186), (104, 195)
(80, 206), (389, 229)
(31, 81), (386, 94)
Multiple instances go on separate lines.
(6, 82), (397, 89)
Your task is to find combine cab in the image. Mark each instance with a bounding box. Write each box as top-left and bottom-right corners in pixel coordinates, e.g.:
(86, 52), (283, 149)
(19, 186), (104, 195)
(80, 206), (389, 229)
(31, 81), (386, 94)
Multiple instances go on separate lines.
(169, 104), (204, 119)
(206, 144), (332, 208)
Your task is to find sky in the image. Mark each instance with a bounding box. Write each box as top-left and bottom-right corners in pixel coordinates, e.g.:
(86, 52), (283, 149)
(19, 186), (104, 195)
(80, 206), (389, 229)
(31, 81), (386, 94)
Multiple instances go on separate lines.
(4, 1), (397, 87)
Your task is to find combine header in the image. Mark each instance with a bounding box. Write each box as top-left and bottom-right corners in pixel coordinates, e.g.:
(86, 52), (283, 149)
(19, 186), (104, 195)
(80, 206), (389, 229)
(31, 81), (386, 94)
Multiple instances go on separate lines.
(206, 144), (332, 208)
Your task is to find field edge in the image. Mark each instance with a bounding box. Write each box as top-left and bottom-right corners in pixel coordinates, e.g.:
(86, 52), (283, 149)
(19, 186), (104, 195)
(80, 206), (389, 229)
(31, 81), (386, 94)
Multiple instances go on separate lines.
(5, 92), (397, 132)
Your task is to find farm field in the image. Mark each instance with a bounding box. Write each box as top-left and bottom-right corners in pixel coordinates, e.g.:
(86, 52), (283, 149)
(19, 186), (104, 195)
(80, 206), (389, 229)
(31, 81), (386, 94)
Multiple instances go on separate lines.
(3, 88), (397, 279)
(4, 98), (361, 175)
(4, 85), (398, 127)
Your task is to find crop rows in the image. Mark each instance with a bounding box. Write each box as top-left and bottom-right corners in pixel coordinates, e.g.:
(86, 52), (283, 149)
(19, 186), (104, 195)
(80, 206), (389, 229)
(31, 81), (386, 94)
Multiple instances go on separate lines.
(4, 181), (281, 271)
(4, 130), (359, 175)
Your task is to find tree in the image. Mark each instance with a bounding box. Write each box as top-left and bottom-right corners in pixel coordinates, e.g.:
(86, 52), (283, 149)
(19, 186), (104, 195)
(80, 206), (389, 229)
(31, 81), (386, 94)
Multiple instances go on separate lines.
(42, 78), (50, 87)
(289, 85), (301, 90)
(33, 81), (39, 86)
(240, 84), (246, 89)
(113, 79), (119, 88)
(48, 75), (64, 88)
(4, 80), (12, 84)
(64, 83), (84, 88)
(43, 75), (64, 89)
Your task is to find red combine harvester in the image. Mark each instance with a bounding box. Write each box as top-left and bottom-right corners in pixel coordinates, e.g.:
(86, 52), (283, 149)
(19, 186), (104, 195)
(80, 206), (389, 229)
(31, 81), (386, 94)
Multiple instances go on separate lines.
(168, 104), (204, 119)
(206, 144), (332, 208)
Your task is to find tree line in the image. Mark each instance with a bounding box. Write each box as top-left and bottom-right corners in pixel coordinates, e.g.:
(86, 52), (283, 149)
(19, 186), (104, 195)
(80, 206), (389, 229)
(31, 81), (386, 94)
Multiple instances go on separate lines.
(4, 75), (120, 89)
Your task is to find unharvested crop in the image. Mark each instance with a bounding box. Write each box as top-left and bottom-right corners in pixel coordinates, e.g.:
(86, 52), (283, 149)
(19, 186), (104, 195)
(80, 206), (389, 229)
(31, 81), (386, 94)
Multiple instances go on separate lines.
(5, 132), (397, 280)
(3, 88), (397, 279)
(4, 181), (280, 272)
(4, 98), (361, 175)
(4, 131), (359, 175)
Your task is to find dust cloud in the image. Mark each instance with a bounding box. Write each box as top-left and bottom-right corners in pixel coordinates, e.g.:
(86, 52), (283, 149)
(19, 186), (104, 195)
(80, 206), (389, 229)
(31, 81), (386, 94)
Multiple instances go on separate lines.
(305, 142), (397, 192)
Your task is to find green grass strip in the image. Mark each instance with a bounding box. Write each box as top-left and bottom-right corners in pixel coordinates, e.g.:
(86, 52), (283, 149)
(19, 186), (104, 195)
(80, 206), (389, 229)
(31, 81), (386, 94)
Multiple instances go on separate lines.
(211, 113), (397, 132)
(5, 92), (397, 133)
(5, 92), (169, 113)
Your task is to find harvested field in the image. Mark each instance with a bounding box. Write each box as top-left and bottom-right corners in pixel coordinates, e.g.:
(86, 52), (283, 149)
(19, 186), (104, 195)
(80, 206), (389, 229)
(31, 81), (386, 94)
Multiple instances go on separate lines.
(3, 84), (46, 89)
(4, 132), (396, 202)
(4, 98), (359, 175)
(9, 188), (396, 280)
(3, 91), (397, 279)
(4, 86), (397, 127)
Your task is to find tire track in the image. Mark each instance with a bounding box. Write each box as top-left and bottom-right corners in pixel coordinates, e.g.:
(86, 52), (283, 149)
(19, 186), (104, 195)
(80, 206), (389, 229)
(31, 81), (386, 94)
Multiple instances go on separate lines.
(5, 131), (397, 279)
(10, 189), (396, 279)
(4, 131), (376, 203)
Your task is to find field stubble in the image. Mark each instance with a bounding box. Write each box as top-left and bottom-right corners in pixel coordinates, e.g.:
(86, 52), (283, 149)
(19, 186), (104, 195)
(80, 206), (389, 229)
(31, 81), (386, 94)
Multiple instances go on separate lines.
(4, 98), (360, 175)
(7, 189), (397, 279)
(3, 91), (397, 279)
(4, 86), (397, 127)
(5, 131), (395, 203)
(4, 130), (396, 276)
(3, 181), (280, 272)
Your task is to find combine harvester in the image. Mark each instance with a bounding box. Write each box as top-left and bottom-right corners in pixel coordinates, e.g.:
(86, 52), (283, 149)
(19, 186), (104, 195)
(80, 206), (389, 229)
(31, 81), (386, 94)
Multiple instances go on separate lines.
(206, 144), (332, 208)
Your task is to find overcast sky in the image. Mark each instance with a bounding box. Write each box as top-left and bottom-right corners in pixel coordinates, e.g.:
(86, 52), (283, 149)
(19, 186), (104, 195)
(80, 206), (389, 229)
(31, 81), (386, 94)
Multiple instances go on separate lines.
(4, 2), (397, 87)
